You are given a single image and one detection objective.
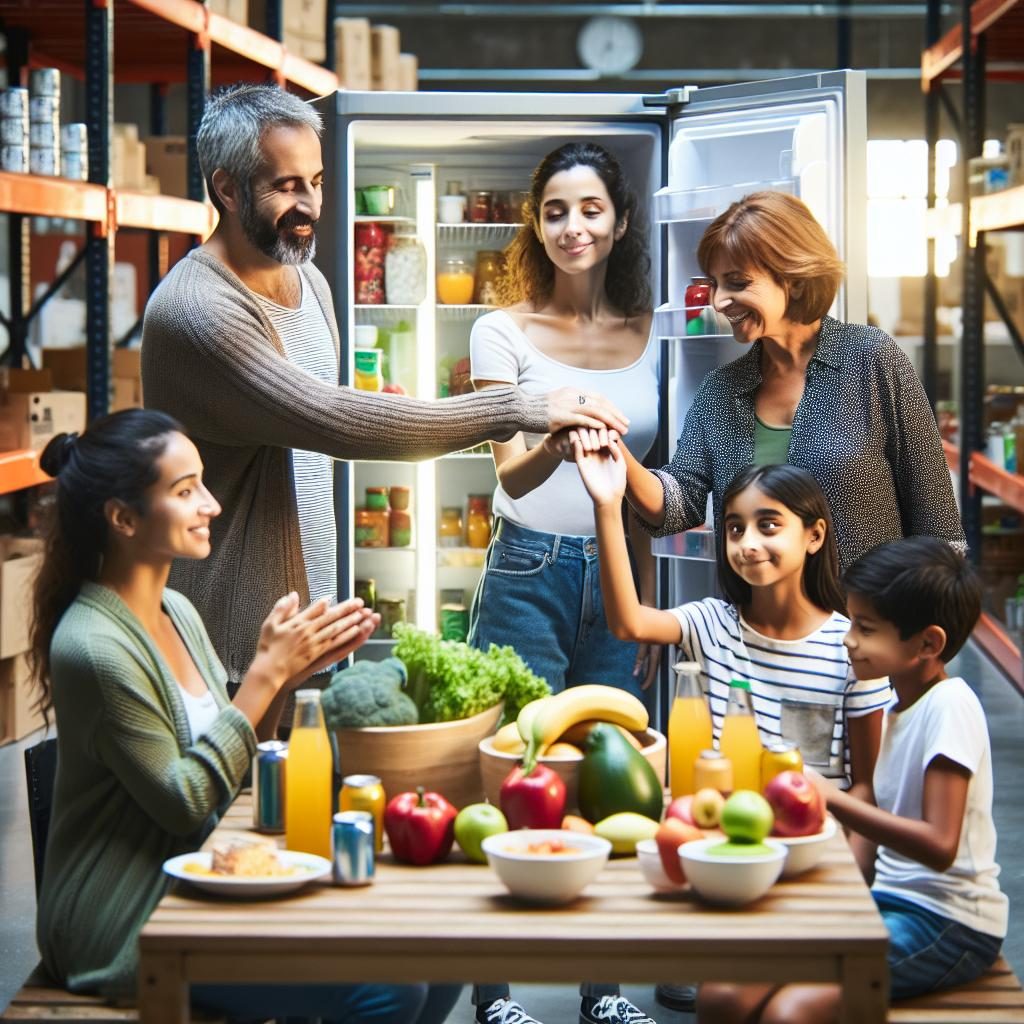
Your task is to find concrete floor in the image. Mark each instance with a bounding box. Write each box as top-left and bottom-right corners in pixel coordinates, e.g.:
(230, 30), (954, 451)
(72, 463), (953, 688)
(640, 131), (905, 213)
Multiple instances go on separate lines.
(1, 640), (1021, 1023)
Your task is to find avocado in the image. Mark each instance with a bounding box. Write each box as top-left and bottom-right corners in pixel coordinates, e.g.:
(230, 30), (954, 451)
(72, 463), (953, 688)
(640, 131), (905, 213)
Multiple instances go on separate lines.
(578, 722), (664, 823)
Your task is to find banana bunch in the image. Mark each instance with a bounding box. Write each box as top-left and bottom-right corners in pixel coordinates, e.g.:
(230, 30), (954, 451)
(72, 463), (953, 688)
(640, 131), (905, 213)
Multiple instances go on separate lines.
(504, 685), (648, 773)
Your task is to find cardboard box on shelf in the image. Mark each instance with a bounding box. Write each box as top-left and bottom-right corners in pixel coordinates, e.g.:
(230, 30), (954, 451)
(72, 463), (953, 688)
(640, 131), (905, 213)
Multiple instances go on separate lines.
(206, 0), (247, 23)
(0, 368), (53, 393)
(0, 654), (44, 744)
(371, 25), (401, 91)
(334, 17), (371, 90)
(144, 136), (188, 199)
(42, 347), (140, 392)
(0, 391), (86, 454)
(252, 0), (327, 63)
(0, 538), (43, 661)
(113, 124), (147, 191)
(398, 53), (418, 92)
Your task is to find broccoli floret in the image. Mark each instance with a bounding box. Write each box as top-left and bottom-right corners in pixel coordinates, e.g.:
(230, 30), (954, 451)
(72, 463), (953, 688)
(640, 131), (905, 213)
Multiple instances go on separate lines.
(321, 659), (418, 728)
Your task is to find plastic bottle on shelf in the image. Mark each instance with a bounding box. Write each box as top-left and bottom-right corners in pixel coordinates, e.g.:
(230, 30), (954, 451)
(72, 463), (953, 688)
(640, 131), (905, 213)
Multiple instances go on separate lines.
(354, 349), (384, 392)
(384, 230), (426, 305)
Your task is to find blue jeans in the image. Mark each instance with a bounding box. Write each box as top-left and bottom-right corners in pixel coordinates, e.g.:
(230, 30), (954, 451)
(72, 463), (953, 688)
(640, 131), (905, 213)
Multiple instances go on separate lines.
(468, 519), (643, 699)
(874, 890), (1002, 1000)
(192, 981), (462, 1024)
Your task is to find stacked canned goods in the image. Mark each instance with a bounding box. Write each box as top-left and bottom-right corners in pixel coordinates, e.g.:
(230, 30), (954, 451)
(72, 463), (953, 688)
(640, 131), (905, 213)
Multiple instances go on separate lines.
(0, 87), (29, 174)
(60, 123), (89, 182)
(28, 69), (61, 178)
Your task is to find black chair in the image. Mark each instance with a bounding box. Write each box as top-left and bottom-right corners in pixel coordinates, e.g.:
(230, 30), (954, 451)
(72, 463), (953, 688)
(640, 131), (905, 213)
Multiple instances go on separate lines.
(24, 737), (57, 897)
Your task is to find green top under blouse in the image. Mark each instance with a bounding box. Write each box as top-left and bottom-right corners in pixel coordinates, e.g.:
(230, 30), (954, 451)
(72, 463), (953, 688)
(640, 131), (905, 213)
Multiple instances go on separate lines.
(754, 415), (792, 467)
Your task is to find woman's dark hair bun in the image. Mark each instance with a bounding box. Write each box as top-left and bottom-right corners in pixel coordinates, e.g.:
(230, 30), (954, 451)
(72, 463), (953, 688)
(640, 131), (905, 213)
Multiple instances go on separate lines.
(39, 431), (78, 477)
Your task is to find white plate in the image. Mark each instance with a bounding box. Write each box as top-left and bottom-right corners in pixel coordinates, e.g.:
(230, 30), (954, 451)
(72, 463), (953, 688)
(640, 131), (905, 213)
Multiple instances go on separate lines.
(163, 849), (332, 897)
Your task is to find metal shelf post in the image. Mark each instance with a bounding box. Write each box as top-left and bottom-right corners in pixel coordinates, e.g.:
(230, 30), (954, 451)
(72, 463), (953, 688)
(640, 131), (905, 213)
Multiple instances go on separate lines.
(186, 24), (210, 205)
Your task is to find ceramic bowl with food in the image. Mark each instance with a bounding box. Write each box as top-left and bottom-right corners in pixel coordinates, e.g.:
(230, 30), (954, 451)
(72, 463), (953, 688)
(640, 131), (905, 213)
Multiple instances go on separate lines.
(635, 837), (687, 894)
(773, 815), (838, 877)
(678, 837), (787, 906)
(481, 829), (611, 904)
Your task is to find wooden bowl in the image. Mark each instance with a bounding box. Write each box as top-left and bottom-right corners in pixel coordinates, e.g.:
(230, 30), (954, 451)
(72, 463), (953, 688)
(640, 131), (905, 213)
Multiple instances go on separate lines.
(478, 727), (666, 813)
(335, 702), (503, 809)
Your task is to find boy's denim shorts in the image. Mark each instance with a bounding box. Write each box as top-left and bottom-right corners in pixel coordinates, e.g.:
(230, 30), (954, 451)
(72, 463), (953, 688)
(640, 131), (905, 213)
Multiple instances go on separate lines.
(874, 889), (1003, 1000)
(467, 517), (644, 699)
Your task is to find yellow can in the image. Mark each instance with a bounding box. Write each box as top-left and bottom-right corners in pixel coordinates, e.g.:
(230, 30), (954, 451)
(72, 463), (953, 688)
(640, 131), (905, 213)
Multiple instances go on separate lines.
(339, 774), (385, 852)
(692, 749), (734, 795)
(760, 741), (804, 790)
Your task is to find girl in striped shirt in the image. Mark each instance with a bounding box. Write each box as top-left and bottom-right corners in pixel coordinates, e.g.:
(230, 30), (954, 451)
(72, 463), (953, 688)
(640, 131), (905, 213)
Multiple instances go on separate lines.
(574, 446), (889, 789)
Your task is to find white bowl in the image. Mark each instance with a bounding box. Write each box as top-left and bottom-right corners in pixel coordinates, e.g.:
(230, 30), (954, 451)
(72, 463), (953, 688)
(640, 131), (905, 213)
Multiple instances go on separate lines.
(481, 829), (611, 904)
(679, 837), (787, 906)
(772, 816), (837, 877)
(635, 837), (686, 893)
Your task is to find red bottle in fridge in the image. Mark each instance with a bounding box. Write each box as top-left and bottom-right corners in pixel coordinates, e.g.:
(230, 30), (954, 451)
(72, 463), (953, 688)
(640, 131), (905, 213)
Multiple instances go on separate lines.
(355, 221), (387, 305)
(684, 276), (712, 320)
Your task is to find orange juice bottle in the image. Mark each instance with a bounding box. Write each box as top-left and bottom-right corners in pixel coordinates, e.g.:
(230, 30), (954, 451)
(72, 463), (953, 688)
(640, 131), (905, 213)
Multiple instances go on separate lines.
(718, 678), (763, 792)
(668, 660), (713, 797)
(285, 690), (334, 858)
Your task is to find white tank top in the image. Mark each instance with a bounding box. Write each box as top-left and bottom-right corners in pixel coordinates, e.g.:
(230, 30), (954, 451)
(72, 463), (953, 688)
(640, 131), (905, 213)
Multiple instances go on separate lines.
(178, 684), (220, 742)
(470, 309), (660, 536)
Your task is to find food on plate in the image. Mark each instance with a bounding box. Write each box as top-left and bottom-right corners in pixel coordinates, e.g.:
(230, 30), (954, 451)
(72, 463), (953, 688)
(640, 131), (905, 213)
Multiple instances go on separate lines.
(508, 838), (584, 856)
(500, 763), (567, 829)
(720, 790), (775, 844)
(578, 722), (663, 823)
(383, 786), (457, 865)
(202, 837), (290, 877)
(321, 657), (418, 728)
(561, 814), (595, 835)
(593, 811), (660, 855)
(763, 770), (827, 837)
(691, 787), (726, 829)
(655, 818), (703, 884)
(518, 684), (648, 772)
(454, 802), (508, 863)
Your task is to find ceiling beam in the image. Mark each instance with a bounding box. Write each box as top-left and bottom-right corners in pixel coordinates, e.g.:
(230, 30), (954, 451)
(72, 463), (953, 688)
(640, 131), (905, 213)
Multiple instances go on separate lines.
(337, 3), (953, 18)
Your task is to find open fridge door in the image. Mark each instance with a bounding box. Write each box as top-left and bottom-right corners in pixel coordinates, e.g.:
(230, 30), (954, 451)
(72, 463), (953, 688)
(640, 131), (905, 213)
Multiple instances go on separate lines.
(650, 71), (867, 608)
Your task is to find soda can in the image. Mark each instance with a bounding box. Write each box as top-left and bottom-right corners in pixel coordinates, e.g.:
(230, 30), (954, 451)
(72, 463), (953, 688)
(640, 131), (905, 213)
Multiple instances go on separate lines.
(760, 741), (803, 790)
(29, 68), (61, 98)
(692, 749), (734, 794)
(61, 151), (87, 182)
(332, 811), (375, 886)
(1, 143), (28, 173)
(60, 122), (88, 154)
(0, 118), (26, 145)
(339, 774), (385, 852)
(29, 96), (59, 123)
(252, 740), (288, 833)
(0, 88), (29, 120)
(29, 121), (59, 148)
(29, 147), (58, 176)
(439, 603), (469, 642)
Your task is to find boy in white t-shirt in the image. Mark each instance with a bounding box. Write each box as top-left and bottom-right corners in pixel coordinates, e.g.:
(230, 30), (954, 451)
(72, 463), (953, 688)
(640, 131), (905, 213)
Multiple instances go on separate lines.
(698, 537), (1008, 1024)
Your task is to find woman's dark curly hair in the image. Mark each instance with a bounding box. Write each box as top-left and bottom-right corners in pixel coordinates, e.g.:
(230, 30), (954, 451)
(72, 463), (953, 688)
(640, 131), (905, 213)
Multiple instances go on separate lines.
(497, 142), (651, 317)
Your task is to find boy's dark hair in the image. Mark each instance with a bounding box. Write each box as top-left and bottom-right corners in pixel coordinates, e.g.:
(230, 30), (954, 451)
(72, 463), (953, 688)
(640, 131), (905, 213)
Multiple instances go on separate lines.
(843, 536), (981, 661)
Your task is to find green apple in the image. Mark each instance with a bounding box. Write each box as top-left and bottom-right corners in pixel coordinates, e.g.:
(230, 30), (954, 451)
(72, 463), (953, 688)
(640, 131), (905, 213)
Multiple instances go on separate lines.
(454, 803), (508, 863)
(720, 790), (774, 843)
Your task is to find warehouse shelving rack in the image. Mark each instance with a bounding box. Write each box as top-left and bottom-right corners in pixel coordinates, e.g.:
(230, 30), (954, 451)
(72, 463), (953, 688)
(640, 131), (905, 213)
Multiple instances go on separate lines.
(0, 0), (338, 495)
(923, 0), (1024, 691)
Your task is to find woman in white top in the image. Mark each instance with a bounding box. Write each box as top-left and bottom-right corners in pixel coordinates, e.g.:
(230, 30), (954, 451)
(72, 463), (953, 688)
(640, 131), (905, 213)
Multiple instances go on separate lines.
(468, 142), (660, 1024)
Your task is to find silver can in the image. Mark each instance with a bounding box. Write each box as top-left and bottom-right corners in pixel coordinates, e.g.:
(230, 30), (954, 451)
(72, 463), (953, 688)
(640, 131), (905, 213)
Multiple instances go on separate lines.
(0, 119), (26, 145)
(29, 96), (59, 123)
(0, 88), (29, 120)
(332, 811), (375, 886)
(29, 121), (59, 148)
(61, 152), (87, 181)
(60, 122), (87, 154)
(1, 143), (28, 173)
(29, 68), (61, 98)
(29, 147), (58, 176)
(252, 740), (287, 833)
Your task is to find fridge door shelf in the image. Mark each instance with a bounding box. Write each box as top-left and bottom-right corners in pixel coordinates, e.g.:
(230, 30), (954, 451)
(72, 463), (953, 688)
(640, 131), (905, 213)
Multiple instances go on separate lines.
(355, 305), (420, 327)
(437, 303), (495, 321)
(442, 450), (492, 460)
(438, 547), (487, 568)
(437, 223), (523, 245)
(355, 546), (418, 553)
(354, 214), (416, 226)
(652, 178), (796, 224)
(652, 528), (716, 562)
(654, 303), (734, 340)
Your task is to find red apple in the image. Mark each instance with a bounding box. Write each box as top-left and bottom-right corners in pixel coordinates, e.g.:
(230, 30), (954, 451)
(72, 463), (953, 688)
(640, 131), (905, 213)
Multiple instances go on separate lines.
(665, 794), (696, 827)
(655, 818), (703, 885)
(381, 382), (406, 395)
(764, 770), (826, 837)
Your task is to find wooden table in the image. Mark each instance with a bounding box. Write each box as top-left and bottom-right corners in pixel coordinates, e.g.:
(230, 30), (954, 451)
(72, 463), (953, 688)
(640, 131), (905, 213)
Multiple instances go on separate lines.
(138, 793), (889, 1024)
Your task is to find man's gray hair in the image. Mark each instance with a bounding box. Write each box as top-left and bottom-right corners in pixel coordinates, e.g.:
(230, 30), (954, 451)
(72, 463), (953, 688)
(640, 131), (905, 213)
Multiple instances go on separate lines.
(197, 84), (323, 213)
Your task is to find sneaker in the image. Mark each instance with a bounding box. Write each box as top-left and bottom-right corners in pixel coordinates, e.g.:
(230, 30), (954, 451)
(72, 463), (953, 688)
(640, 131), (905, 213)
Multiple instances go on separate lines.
(654, 983), (697, 1012)
(579, 995), (657, 1024)
(476, 998), (546, 1024)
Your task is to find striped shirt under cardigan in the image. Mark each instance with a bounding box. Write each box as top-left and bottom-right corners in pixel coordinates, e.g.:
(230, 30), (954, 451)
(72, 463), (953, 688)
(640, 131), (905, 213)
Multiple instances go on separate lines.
(637, 316), (966, 570)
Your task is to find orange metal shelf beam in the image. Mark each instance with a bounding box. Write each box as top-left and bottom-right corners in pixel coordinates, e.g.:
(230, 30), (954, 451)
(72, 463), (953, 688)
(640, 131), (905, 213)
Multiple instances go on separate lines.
(969, 450), (1024, 514)
(0, 172), (107, 222)
(942, 439), (959, 473)
(115, 191), (214, 236)
(922, 0), (1024, 85)
(974, 612), (1024, 697)
(0, 449), (51, 496)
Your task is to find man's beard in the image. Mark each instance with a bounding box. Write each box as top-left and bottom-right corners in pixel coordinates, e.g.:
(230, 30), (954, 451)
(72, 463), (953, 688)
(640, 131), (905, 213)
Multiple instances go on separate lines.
(239, 192), (317, 265)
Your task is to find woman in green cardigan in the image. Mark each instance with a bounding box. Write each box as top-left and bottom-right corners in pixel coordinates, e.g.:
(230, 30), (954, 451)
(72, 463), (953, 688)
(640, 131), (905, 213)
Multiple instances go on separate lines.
(30, 408), (461, 1023)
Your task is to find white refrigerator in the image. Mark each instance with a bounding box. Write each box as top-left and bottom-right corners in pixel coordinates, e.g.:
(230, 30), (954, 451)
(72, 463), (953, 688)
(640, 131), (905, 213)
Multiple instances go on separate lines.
(317, 73), (867, 711)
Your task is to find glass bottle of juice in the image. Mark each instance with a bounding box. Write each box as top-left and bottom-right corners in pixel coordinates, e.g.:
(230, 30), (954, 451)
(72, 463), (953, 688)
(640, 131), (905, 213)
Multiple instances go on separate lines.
(285, 690), (334, 858)
(668, 660), (712, 797)
(719, 678), (763, 793)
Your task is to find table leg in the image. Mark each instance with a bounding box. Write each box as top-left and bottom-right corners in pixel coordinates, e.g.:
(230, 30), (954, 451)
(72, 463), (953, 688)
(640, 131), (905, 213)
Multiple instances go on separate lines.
(138, 952), (188, 1024)
(838, 952), (889, 1024)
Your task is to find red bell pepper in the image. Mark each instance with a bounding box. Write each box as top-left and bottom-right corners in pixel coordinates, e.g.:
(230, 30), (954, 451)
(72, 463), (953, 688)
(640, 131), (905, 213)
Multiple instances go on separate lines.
(383, 787), (456, 865)
(499, 763), (567, 829)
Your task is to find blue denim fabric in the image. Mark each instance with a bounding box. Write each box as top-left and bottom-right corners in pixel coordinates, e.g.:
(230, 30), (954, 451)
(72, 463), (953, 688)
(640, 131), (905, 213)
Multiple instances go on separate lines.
(468, 518), (643, 699)
(874, 890), (1002, 1000)
(192, 981), (462, 1024)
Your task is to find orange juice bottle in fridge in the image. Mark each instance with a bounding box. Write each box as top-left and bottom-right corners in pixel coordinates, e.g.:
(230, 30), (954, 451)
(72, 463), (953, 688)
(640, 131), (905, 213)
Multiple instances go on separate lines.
(718, 678), (763, 793)
(668, 660), (713, 797)
(285, 689), (334, 858)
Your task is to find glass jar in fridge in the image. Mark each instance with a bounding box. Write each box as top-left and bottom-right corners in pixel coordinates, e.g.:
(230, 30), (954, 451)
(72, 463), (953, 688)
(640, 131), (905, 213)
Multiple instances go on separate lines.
(354, 222), (387, 305)
(385, 231), (426, 305)
(473, 251), (505, 306)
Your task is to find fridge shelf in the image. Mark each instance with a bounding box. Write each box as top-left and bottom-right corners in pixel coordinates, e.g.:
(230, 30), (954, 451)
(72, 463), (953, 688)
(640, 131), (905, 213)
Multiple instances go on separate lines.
(438, 547), (487, 568)
(437, 304), (495, 321)
(355, 546), (417, 554)
(654, 303), (734, 340)
(437, 223), (523, 245)
(652, 179), (795, 224)
(652, 528), (716, 562)
(442, 451), (493, 460)
(355, 305), (419, 326)
(354, 215), (416, 225)
(363, 638), (398, 646)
